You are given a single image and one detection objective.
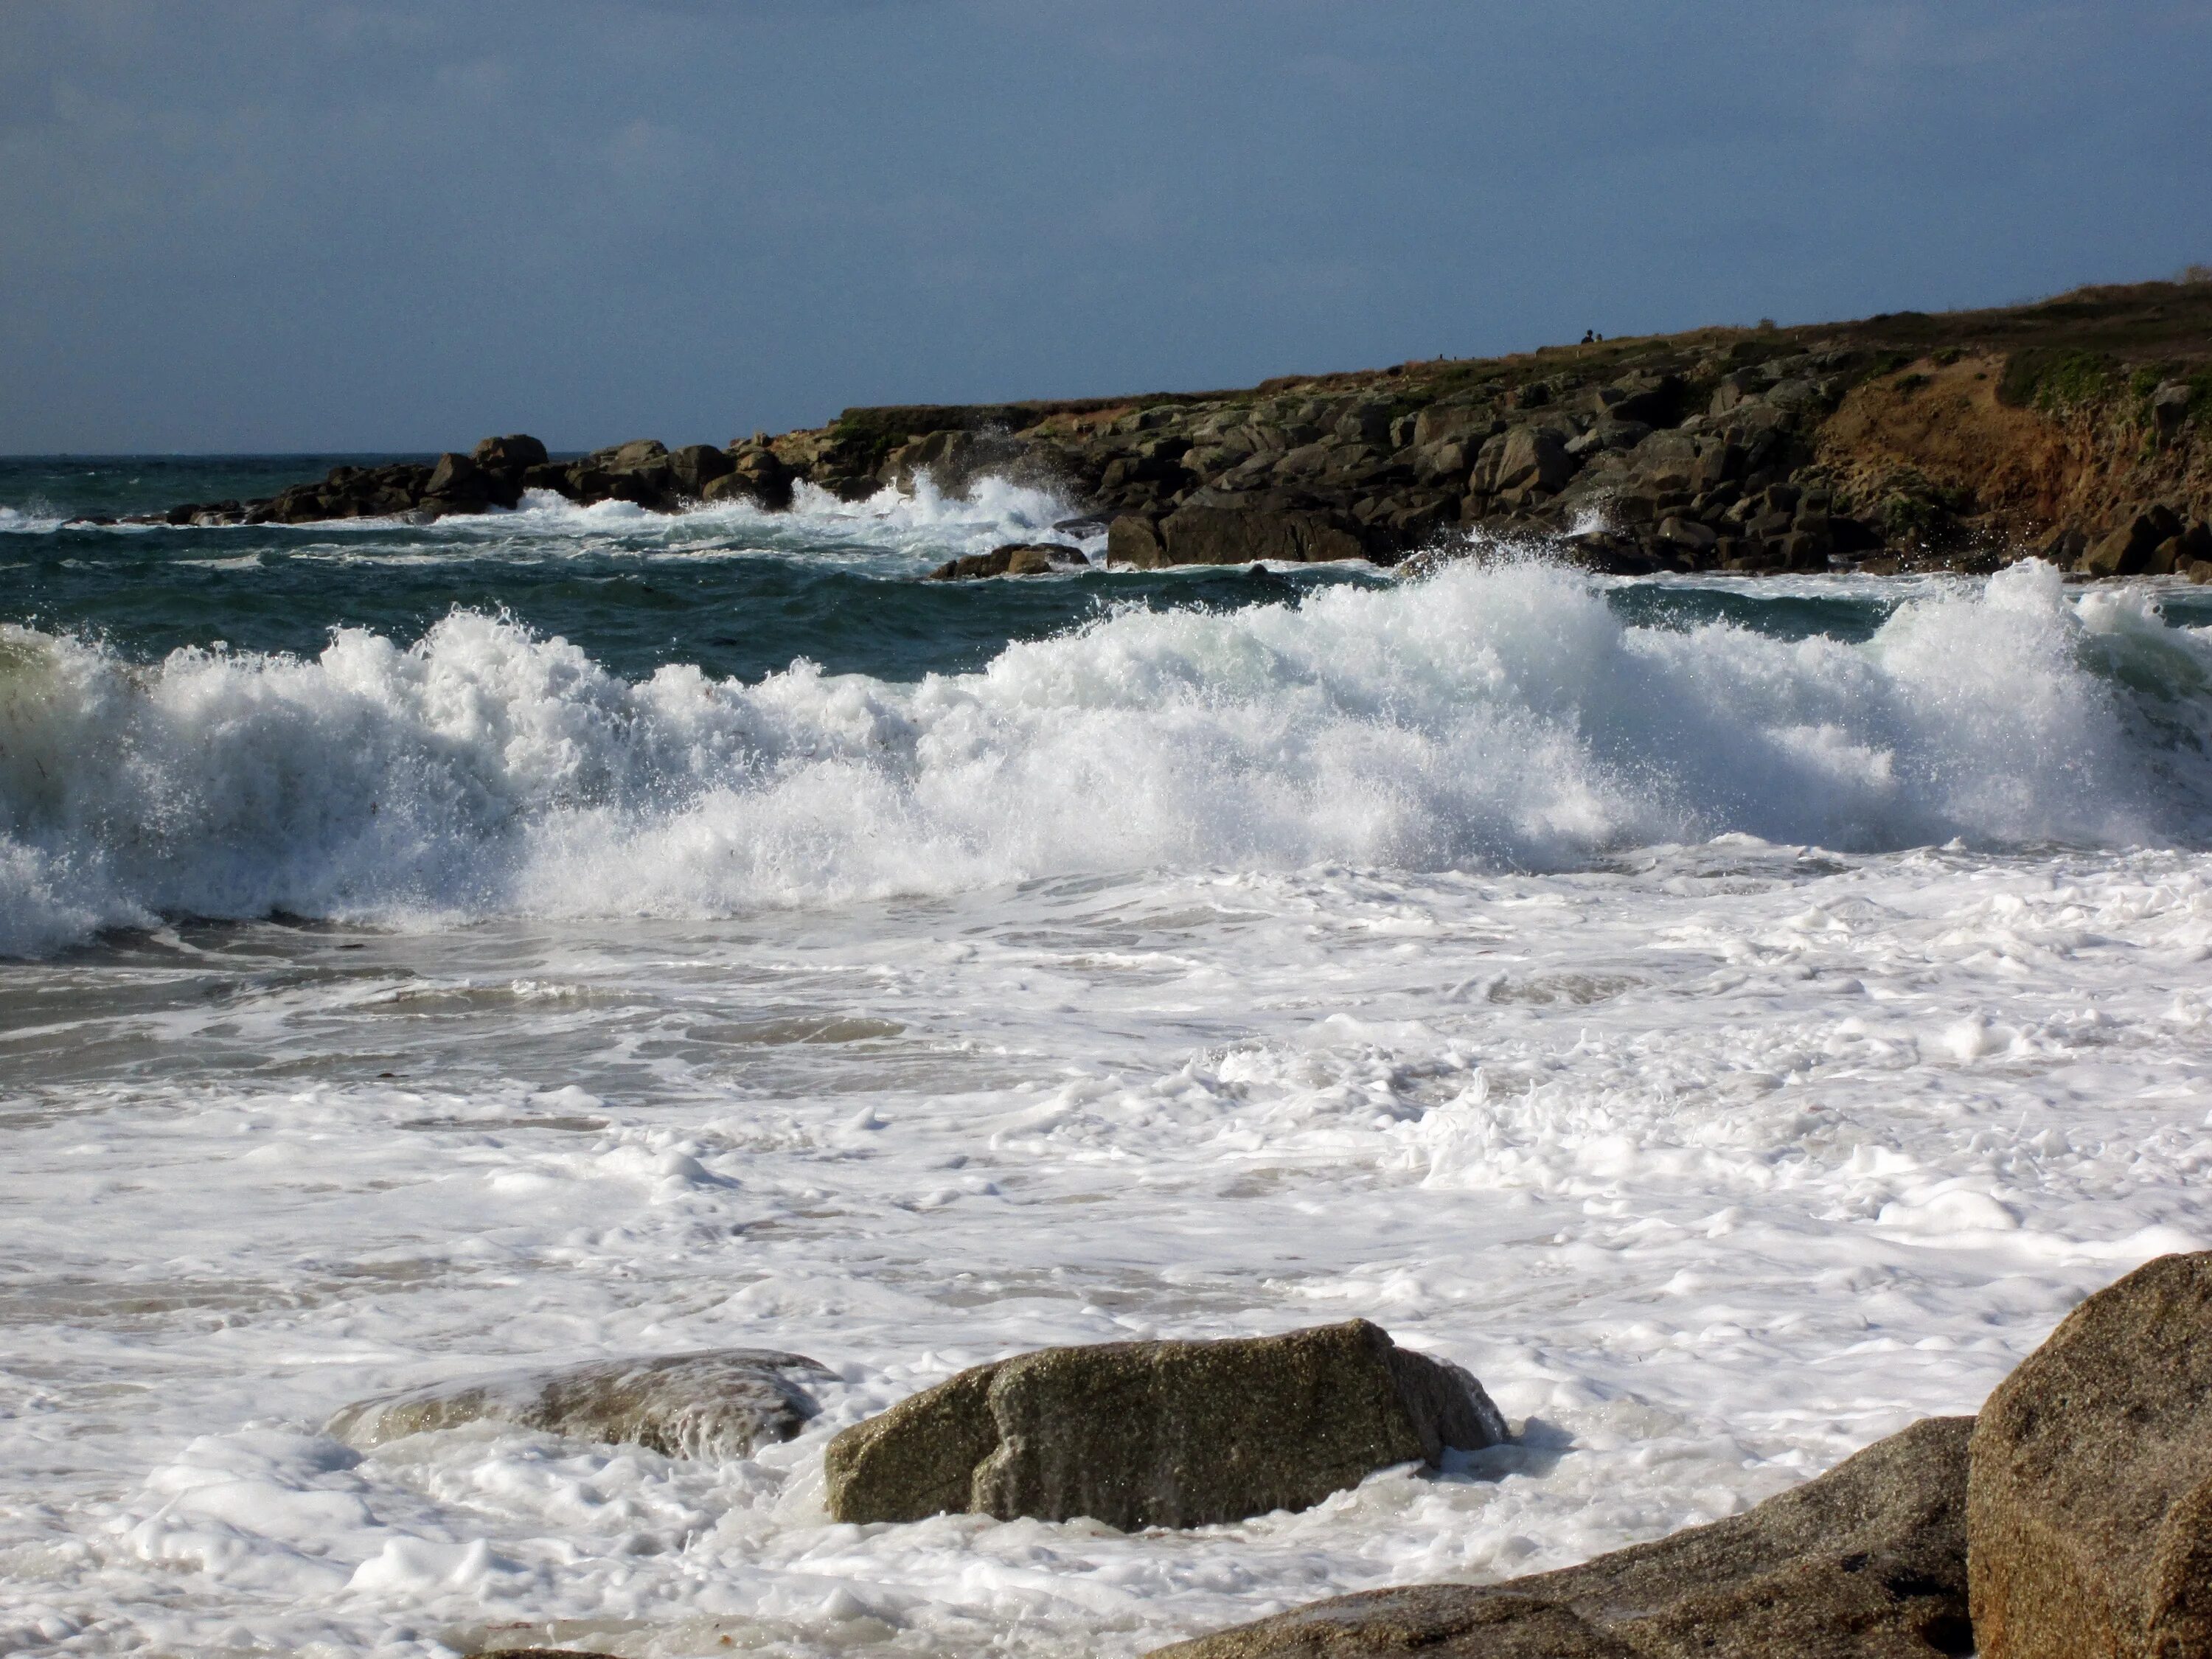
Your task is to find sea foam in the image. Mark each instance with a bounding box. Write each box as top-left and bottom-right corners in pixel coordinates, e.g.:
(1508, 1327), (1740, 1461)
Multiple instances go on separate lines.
(1, 558), (2205, 956)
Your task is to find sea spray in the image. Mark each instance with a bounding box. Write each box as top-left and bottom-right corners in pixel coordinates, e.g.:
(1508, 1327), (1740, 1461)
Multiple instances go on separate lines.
(2, 558), (2206, 956)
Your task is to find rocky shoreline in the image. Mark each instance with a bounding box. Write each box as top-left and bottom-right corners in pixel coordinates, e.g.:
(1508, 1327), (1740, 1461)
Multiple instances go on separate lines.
(136, 277), (2211, 581)
(423, 1251), (2212, 1659)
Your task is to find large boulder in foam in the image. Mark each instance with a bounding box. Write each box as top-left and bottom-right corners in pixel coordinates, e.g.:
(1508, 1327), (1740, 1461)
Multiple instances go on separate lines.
(1969, 1251), (2212, 1659)
(1154, 1416), (1974, 1659)
(822, 1320), (1506, 1531)
(327, 1349), (833, 1459)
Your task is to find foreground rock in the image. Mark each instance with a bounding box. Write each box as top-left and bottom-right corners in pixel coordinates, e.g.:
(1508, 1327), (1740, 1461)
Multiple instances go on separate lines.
(327, 1349), (833, 1459)
(1155, 1415), (1973, 1659)
(1969, 1250), (2212, 1659)
(824, 1320), (1506, 1531)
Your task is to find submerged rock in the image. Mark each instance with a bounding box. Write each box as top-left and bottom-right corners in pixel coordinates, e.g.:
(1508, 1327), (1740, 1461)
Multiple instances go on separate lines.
(1969, 1250), (2212, 1659)
(1154, 1415), (1973, 1659)
(823, 1319), (1506, 1531)
(327, 1349), (834, 1460)
(924, 543), (1088, 580)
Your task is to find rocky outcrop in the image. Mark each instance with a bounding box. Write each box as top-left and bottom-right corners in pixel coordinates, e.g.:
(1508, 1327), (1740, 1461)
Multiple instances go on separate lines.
(147, 429), (797, 526)
(1154, 1415), (1974, 1659)
(1969, 1251), (2212, 1659)
(138, 278), (2212, 574)
(822, 1320), (1506, 1531)
(326, 1349), (833, 1460)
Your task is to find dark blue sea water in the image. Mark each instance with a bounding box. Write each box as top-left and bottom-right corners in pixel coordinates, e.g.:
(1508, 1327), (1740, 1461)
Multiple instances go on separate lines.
(1, 454), (1398, 684)
(27, 453), (2187, 681)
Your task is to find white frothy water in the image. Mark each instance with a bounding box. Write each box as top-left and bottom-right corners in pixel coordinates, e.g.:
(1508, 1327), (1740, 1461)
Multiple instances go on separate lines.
(6, 844), (2212, 1658)
(4, 559), (2206, 958)
(438, 476), (1093, 562)
(0, 502), (68, 536)
(7, 554), (2212, 1658)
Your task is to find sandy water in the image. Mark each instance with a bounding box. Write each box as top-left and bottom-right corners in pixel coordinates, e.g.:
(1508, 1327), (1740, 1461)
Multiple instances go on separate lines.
(4, 464), (2212, 1656)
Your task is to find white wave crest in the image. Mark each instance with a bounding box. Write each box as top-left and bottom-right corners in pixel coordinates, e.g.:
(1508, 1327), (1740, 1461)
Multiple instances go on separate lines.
(1, 558), (2204, 954)
(0, 502), (66, 535)
(0, 470), (1099, 566)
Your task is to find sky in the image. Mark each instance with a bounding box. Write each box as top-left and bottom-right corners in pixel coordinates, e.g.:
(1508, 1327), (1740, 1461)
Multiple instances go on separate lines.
(3, 1), (2209, 453)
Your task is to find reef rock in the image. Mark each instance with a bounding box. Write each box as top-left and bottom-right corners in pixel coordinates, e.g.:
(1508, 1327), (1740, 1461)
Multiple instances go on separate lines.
(1969, 1251), (2212, 1659)
(924, 542), (1089, 580)
(1154, 1415), (1974, 1659)
(327, 1349), (834, 1460)
(823, 1320), (1506, 1531)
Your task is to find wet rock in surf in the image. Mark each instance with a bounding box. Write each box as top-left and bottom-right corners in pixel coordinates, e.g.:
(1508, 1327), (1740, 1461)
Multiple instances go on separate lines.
(1157, 504), (1379, 567)
(1107, 512), (1167, 568)
(327, 1349), (834, 1459)
(703, 442), (797, 510)
(822, 1319), (1506, 1531)
(924, 542), (1089, 580)
(1153, 1415), (1973, 1659)
(422, 451), (506, 515)
(666, 442), (734, 498)
(1969, 1250), (2212, 1659)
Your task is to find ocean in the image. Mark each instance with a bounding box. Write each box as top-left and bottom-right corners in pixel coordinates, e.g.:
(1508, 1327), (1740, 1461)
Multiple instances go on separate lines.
(6, 456), (2212, 1658)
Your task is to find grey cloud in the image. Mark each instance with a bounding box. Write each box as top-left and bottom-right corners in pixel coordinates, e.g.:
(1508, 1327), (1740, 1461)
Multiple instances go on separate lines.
(0, 0), (2206, 451)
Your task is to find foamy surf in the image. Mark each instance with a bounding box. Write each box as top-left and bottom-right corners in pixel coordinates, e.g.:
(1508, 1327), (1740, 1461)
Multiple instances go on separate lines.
(7, 841), (2212, 1659)
(8, 470), (2212, 1659)
(1, 558), (2205, 956)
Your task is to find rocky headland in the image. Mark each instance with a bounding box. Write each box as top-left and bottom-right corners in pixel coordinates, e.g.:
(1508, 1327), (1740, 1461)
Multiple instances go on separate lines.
(148, 276), (2212, 580)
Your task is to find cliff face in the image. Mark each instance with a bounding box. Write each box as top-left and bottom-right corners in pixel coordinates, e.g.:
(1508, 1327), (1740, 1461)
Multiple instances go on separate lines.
(146, 277), (2212, 578)
(782, 276), (2211, 578)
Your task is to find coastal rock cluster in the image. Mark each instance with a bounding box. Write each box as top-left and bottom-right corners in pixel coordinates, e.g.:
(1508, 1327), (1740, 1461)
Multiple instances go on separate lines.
(1156, 1416), (1978, 1659)
(400, 1251), (2212, 1659)
(150, 432), (797, 526)
(140, 278), (2211, 580)
(1158, 1251), (2212, 1659)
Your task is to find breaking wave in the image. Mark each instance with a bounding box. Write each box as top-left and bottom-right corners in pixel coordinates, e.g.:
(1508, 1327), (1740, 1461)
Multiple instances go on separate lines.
(4, 557), (2208, 955)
